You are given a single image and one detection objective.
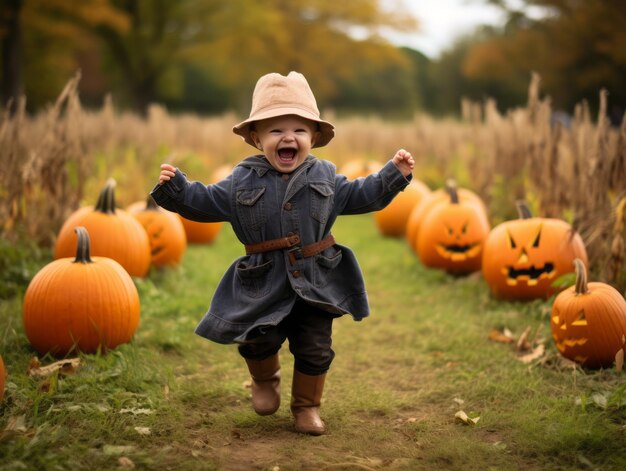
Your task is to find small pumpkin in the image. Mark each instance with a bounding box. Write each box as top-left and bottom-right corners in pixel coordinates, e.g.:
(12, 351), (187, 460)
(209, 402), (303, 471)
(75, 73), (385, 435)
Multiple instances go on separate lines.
(339, 160), (384, 180)
(128, 195), (187, 267)
(180, 218), (223, 244)
(0, 354), (5, 402)
(406, 181), (486, 253)
(551, 258), (626, 368)
(54, 179), (151, 277)
(24, 227), (140, 356)
(482, 201), (588, 300)
(374, 180), (431, 237)
(416, 183), (490, 274)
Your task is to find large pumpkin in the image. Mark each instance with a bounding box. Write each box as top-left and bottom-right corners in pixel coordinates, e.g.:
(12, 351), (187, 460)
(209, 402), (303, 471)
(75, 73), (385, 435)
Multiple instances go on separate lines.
(406, 181), (487, 253)
(482, 201), (588, 300)
(127, 195), (187, 267)
(0, 354), (5, 402)
(24, 227), (140, 356)
(374, 180), (431, 237)
(54, 179), (151, 277)
(416, 184), (490, 274)
(551, 258), (626, 368)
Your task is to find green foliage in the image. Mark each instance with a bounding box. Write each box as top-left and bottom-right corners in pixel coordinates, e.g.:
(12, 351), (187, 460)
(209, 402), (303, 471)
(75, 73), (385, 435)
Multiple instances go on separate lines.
(0, 237), (50, 299)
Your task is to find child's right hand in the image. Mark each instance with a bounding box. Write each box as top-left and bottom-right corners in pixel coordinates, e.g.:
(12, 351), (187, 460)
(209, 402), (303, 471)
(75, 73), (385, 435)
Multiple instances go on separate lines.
(159, 164), (176, 185)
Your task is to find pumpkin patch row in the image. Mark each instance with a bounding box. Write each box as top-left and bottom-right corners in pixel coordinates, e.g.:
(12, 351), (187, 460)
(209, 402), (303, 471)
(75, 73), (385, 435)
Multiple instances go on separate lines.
(16, 176), (225, 360)
(374, 178), (626, 369)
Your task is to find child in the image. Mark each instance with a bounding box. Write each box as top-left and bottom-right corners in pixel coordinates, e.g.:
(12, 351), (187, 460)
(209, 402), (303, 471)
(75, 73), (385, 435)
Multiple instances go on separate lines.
(152, 71), (414, 435)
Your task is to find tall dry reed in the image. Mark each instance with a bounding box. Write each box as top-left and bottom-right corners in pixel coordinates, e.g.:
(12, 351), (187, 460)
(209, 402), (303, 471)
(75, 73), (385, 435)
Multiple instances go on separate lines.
(1, 73), (624, 290)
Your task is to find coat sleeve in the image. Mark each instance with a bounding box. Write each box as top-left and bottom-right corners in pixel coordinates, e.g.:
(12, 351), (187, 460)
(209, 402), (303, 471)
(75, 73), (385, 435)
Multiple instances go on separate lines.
(150, 168), (232, 222)
(334, 160), (412, 215)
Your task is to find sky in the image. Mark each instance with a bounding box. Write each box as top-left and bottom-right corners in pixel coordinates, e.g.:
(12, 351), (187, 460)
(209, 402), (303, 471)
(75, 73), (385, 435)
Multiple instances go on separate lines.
(387, 0), (506, 58)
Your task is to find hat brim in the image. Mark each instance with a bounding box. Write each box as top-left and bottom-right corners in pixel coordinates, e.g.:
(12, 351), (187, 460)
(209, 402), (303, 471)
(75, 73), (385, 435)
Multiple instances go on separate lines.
(233, 108), (335, 148)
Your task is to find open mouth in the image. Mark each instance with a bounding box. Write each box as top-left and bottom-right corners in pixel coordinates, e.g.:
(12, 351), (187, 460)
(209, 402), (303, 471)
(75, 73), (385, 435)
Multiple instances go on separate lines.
(436, 243), (481, 261)
(278, 148), (298, 164)
(503, 262), (555, 286)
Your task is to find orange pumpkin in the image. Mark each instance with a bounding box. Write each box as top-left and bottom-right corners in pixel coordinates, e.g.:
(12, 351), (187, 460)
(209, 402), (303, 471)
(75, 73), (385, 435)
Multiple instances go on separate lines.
(406, 181), (487, 253)
(482, 201), (588, 300)
(180, 218), (223, 244)
(54, 179), (151, 277)
(127, 196), (187, 267)
(374, 180), (431, 237)
(551, 258), (626, 368)
(416, 184), (490, 274)
(24, 227), (140, 357)
(0, 354), (5, 402)
(339, 160), (384, 180)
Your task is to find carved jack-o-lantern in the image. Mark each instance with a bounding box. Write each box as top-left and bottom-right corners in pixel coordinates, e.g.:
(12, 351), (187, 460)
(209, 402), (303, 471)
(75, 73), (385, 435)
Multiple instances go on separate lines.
(482, 202), (588, 300)
(551, 259), (626, 368)
(416, 183), (490, 274)
(406, 181), (487, 253)
(127, 196), (187, 267)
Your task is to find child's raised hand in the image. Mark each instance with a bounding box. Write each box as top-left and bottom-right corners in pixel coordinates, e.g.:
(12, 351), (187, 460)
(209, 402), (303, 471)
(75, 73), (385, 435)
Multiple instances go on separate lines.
(159, 164), (177, 185)
(392, 149), (414, 177)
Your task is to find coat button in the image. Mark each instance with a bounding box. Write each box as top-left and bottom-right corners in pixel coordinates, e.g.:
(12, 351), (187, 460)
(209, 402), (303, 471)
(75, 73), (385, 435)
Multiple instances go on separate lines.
(291, 270), (301, 278)
(284, 202), (293, 210)
(282, 174), (289, 181)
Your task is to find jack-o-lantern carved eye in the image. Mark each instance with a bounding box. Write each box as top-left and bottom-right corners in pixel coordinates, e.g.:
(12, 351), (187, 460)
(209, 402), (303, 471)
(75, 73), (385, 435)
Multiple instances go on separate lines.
(532, 224), (542, 248)
(446, 224), (454, 236)
(507, 230), (517, 249)
(462, 221), (469, 234)
(571, 310), (588, 326)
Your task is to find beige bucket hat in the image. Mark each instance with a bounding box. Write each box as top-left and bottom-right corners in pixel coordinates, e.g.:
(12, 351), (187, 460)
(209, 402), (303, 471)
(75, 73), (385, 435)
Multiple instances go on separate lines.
(233, 71), (335, 148)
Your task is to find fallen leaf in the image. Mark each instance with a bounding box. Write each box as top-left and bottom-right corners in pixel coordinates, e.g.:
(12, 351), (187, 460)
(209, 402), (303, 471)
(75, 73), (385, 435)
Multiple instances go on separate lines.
(119, 408), (154, 415)
(518, 344), (545, 364)
(516, 326), (533, 351)
(453, 398), (465, 406)
(616, 348), (624, 373)
(134, 427), (151, 436)
(3, 415), (27, 434)
(118, 457), (135, 468)
(454, 410), (480, 426)
(488, 329), (514, 344)
(28, 358), (80, 378)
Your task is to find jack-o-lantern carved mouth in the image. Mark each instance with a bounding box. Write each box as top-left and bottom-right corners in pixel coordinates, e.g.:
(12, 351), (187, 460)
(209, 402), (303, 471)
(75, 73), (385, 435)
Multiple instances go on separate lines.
(436, 243), (481, 261)
(503, 262), (555, 285)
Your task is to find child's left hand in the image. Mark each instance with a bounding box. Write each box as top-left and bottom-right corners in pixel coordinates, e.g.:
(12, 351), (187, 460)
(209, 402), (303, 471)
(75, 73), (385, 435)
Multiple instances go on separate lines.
(392, 149), (414, 177)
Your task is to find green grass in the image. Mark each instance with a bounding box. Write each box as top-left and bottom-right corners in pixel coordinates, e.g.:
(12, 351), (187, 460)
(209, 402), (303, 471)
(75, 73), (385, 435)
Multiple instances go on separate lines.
(1, 215), (625, 470)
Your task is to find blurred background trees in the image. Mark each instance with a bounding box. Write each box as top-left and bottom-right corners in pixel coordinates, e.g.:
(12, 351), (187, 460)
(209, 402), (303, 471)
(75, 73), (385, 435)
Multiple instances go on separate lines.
(0, 0), (624, 121)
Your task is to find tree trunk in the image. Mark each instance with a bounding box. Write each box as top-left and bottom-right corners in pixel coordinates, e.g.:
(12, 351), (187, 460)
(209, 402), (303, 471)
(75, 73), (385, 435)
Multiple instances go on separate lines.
(1, 0), (23, 115)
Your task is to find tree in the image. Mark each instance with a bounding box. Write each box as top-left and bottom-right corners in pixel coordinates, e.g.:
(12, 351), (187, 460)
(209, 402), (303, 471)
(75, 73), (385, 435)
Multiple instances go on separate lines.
(465, 0), (626, 119)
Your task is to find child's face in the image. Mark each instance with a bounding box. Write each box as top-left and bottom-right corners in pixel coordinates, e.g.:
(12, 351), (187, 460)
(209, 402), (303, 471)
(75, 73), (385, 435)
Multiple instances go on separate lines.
(250, 115), (320, 174)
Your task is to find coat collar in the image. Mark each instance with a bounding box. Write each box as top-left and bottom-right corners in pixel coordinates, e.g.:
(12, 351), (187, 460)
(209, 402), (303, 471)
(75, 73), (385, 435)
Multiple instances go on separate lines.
(238, 155), (316, 177)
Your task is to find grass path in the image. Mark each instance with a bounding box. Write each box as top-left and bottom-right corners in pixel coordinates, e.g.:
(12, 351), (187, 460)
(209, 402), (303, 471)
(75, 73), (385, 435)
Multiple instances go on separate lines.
(1, 214), (625, 470)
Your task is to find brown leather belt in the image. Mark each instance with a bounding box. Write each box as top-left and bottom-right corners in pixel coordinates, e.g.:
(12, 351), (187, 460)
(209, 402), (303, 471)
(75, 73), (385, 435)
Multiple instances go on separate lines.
(245, 233), (336, 265)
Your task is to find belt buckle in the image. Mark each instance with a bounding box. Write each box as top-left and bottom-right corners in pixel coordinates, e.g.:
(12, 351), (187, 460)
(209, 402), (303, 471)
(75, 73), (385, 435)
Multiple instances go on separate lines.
(287, 246), (303, 265)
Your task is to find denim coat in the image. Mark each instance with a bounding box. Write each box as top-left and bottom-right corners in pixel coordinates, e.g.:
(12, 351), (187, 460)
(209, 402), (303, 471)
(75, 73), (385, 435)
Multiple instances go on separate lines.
(150, 155), (411, 344)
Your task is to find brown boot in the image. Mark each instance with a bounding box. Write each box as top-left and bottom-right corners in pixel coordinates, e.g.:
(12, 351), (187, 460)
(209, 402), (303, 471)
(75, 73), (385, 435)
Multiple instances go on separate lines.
(245, 354), (280, 415)
(290, 370), (326, 435)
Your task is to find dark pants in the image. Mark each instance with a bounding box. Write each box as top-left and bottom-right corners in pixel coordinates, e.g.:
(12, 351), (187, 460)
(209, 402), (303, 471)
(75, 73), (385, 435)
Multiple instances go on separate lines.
(238, 298), (335, 375)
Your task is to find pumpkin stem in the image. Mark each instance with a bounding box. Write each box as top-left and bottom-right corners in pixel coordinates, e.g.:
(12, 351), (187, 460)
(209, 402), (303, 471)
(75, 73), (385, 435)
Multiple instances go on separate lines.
(446, 178), (459, 204)
(445, 179), (460, 204)
(146, 194), (159, 211)
(95, 178), (117, 214)
(515, 200), (533, 219)
(73, 227), (93, 264)
(573, 258), (589, 295)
